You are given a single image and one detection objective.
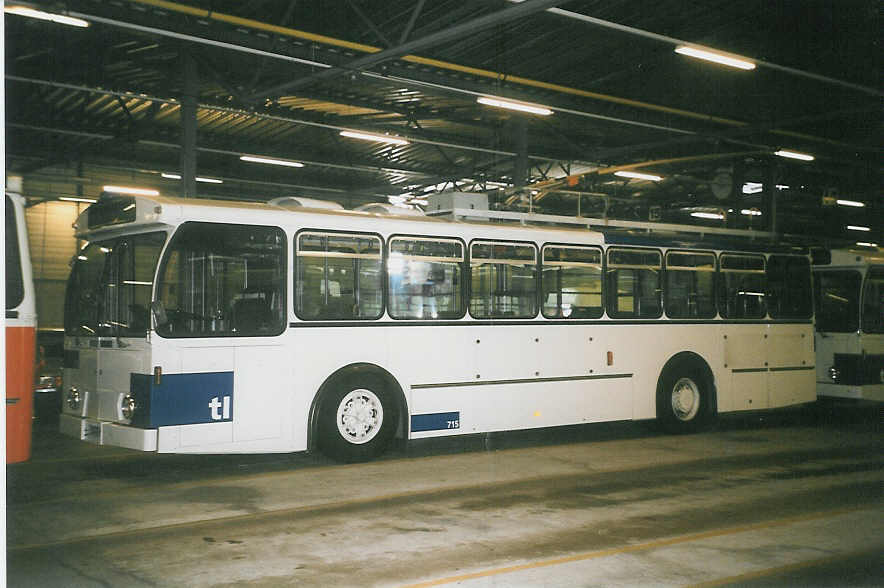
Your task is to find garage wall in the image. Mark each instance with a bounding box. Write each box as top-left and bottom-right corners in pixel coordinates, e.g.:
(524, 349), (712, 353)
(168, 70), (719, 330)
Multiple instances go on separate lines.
(25, 201), (82, 329)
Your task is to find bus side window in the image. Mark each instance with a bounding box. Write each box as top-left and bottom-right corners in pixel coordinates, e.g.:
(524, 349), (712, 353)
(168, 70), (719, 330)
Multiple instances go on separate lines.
(861, 267), (884, 334)
(813, 270), (861, 332)
(718, 254), (766, 319)
(155, 222), (286, 337)
(606, 248), (662, 319)
(767, 255), (812, 319)
(469, 241), (537, 319)
(541, 245), (603, 319)
(296, 232), (383, 321)
(665, 251), (716, 319)
(388, 237), (464, 320)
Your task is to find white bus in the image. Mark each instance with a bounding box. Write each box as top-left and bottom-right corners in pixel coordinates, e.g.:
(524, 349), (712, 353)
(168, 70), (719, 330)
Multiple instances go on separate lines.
(6, 191), (38, 463)
(812, 248), (884, 402)
(60, 194), (816, 461)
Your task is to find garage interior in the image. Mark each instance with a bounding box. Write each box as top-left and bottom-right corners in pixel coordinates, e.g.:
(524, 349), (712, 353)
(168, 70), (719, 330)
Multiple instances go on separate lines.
(5, 0), (882, 327)
(5, 1), (883, 586)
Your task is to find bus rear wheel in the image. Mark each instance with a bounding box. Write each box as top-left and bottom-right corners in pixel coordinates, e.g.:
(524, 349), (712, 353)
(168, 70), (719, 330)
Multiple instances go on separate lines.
(657, 362), (714, 434)
(317, 374), (397, 462)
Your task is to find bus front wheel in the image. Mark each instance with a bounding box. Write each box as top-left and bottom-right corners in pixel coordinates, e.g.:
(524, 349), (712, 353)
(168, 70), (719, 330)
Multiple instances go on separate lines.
(317, 373), (398, 462)
(656, 361), (714, 433)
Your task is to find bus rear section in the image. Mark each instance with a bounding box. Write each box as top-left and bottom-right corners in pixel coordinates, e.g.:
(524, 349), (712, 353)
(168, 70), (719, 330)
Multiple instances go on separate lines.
(813, 249), (884, 401)
(6, 192), (37, 463)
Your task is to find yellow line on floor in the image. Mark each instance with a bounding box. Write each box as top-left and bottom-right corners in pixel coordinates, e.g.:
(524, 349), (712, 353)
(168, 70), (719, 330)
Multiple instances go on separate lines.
(403, 506), (878, 588)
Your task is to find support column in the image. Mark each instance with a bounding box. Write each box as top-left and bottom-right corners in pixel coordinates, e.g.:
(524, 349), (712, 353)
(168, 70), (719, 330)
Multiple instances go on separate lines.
(764, 162), (779, 240)
(180, 53), (198, 198)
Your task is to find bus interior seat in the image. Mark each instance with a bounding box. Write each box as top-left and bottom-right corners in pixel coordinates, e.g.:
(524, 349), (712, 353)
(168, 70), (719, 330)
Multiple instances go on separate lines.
(233, 288), (274, 331)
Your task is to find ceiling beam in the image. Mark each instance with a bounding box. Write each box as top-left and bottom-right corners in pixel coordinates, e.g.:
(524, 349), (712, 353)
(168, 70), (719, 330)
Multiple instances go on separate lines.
(247, 0), (563, 101)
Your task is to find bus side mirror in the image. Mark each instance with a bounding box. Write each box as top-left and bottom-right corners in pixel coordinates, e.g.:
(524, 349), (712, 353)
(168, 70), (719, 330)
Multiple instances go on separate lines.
(151, 301), (167, 328)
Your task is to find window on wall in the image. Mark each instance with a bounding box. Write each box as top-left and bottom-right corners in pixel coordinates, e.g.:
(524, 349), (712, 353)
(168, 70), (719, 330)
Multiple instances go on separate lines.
(861, 267), (884, 334)
(814, 270), (861, 333)
(388, 237), (464, 319)
(718, 254), (766, 319)
(469, 241), (537, 319)
(65, 232), (166, 337)
(541, 245), (603, 319)
(296, 232), (383, 320)
(766, 255), (812, 319)
(5, 196), (24, 310)
(155, 223), (286, 337)
(606, 248), (662, 319)
(665, 251), (716, 319)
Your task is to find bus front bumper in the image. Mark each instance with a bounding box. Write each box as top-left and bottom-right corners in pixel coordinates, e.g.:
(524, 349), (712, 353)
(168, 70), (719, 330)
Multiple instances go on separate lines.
(59, 413), (158, 451)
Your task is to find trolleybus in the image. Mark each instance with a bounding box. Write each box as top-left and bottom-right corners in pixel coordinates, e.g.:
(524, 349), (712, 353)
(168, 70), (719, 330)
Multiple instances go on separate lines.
(6, 191), (37, 463)
(60, 194), (816, 461)
(813, 248), (884, 402)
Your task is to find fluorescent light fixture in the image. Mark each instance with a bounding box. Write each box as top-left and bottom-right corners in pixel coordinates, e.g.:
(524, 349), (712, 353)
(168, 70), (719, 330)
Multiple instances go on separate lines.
(774, 150), (814, 161)
(836, 199), (865, 208)
(776, 184), (790, 190)
(240, 155), (305, 168)
(614, 170), (663, 182)
(161, 172), (223, 184)
(102, 185), (160, 196)
(675, 45), (755, 70)
(5, 6), (89, 27)
(691, 211), (725, 220)
(339, 131), (409, 145)
(741, 208), (762, 216)
(856, 242), (878, 248)
(477, 96), (553, 116)
(847, 225), (870, 232)
(742, 182), (763, 194)
(59, 196), (97, 204)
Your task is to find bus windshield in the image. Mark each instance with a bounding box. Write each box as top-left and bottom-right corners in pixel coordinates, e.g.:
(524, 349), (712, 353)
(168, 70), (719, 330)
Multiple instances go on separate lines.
(64, 232), (166, 337)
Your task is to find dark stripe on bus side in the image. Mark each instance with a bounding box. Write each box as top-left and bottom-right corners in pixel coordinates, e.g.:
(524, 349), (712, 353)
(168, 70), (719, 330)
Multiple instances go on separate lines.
(411, 373), (632, 390)
(289, 319), (813, 328)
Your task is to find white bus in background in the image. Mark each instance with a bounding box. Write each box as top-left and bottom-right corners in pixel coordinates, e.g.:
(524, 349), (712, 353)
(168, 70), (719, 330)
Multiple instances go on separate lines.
(60, 194), (816, 461)
(812, 248), (884, 402)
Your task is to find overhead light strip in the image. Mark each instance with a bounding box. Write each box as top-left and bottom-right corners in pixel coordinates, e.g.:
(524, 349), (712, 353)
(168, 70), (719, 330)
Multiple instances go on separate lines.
(614, 170), (663, 182)
(240, 155), (305, 168)
(774, 150), (815, 161)
(836, 199), (865, 208)
(340, 131), (409, 145)
(161, 172), (223, 183)
(58, 196), (98, 203)
(477, 96), (553, 116)
(847, 225), (871, 232)
(5, 6), (89, 28)
(102, 185), (159, 196)
(675, 46), (755, 70)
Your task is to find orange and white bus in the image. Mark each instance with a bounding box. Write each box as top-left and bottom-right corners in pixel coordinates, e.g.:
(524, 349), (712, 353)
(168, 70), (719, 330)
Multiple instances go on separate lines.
(5, 191), (37, 463)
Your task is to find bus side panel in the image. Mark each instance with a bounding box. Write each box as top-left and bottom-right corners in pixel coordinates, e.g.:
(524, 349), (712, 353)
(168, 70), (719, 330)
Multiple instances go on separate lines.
(724, 325), (770, 411)
(767, 324), (815, 407)
(6, 326), (36, 463)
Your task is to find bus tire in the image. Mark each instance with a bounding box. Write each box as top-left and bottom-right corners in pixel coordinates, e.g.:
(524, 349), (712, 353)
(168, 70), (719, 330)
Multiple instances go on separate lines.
(317, 372), (398, 462)
(656, 358), (715, 434)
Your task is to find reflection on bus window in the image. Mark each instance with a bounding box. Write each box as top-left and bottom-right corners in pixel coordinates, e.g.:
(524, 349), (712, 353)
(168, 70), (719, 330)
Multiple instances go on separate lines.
(813, 270), (861, 332)
(155, 223), (285, 337)
(542, 245), (603, 319)
(767, 255), (812, 319)
(296, 232), (383, 320)
(665, 251), (716, 319)
(5, 196), (24, 310)
(470, 241), (537, 319)
(718, 254), (766, 319)
(388, 237), (464, 320)
(606, 248), (662, 319)
(861, 267), (884, 334)
(64, 232), (166, 337)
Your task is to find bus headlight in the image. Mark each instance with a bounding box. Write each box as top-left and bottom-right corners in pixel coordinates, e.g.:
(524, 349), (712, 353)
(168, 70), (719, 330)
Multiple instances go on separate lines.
(120, 394), (137, 422)
(828, 366), (840, 382)
(66, 387), (81, 410)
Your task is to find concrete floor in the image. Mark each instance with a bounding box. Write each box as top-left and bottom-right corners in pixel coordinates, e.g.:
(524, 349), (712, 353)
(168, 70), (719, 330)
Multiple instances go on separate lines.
(6, 404), (882, 587)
